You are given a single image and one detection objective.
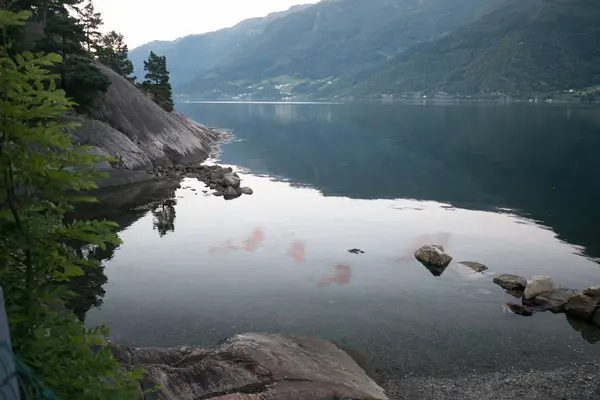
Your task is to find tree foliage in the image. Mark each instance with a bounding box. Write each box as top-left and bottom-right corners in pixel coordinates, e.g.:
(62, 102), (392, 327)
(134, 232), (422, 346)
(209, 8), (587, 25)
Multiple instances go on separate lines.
(0, 9), (140, 399)
(143, 50), (174, 111)
(11, 0), (110, 112)
(96, 30), (135, 82)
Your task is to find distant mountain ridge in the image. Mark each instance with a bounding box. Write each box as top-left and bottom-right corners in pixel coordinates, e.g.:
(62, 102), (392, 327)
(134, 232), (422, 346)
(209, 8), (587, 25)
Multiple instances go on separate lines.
(132, 0), (600, 100)
(350, 0), (600, 98)
(129, 4), (311, 87)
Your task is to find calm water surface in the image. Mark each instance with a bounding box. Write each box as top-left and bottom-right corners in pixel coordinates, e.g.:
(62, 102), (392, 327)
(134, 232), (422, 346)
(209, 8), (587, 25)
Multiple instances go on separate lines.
(86, 102), (600, 378)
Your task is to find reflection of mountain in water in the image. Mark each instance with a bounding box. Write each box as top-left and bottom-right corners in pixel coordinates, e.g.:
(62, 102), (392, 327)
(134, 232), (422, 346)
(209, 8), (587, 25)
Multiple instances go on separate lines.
(179, 102), (600, 261)
(69, 180), (181, 320)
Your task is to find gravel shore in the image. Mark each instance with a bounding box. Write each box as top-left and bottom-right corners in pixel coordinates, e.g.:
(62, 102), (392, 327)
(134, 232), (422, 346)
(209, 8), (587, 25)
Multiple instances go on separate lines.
(383, 362), (600, 400)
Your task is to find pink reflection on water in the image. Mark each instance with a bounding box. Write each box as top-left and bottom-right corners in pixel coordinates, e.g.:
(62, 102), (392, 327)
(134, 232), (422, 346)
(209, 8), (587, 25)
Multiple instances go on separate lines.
(391, 231), (452, 264)
(287, 241), (306, 263)
(208, 227), (265, 256)
(318, 264), (352, 287)
(243, 228), (265, 252)
(208, 240), (240, 256)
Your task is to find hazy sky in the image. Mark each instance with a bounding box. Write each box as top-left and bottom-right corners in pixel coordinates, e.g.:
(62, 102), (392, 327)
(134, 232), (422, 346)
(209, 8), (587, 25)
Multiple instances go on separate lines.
(94, 0), (319, 49)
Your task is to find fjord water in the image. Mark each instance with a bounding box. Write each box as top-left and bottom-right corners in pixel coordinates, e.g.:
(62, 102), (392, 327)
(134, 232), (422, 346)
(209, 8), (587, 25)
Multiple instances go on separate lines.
(86, 102), (600, 378)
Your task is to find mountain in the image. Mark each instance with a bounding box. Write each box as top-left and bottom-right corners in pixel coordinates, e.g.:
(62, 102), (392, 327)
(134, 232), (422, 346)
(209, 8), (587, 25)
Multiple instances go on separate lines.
(169, 0), (505, 98)
(129, 5), (311, 87)
(350, 0), (600, 97)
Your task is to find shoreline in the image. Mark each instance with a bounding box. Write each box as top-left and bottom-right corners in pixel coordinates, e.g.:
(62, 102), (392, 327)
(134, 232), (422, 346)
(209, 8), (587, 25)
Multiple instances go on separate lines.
(383, 361), (600, 399)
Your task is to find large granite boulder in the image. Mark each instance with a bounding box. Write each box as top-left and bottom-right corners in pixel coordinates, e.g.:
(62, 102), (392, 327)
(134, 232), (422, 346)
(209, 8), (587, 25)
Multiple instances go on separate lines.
(110, 333), (388, 400)
(68, 62), (219, 187)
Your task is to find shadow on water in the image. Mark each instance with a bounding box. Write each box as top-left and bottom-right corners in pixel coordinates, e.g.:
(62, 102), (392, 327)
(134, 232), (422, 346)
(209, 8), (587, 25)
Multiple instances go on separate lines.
(178, 102), (600, 262)
(67, 180), (182, 320)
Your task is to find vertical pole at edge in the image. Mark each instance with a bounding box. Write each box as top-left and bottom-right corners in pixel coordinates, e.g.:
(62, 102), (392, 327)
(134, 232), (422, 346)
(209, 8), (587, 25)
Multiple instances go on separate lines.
(0, 286), (19, 400)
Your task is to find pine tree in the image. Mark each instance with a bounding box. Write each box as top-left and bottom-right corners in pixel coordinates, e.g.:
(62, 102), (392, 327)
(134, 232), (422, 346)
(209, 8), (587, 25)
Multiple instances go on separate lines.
(96, 30), (136, 82)
(78, 0), (103, 53)
(143, 51), (174, 112)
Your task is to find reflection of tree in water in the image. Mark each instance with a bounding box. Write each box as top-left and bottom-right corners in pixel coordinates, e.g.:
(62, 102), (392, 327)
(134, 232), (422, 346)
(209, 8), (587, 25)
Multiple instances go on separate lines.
(152, 197), (177, 237)
(66, 241), (119, 322)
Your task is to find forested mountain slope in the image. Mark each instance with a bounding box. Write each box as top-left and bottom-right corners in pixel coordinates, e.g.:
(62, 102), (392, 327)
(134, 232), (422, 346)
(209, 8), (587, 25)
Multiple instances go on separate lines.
(350, 0), (600, 97)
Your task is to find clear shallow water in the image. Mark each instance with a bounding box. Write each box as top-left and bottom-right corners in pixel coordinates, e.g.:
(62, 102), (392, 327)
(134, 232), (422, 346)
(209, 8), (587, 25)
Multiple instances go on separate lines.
(86, 102), (600, 378)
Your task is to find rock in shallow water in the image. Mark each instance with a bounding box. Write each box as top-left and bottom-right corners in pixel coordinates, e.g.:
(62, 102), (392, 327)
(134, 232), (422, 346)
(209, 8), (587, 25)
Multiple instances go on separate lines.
(223, 172), (241, 188)
(109, 333), (388, 400)
(532, 288), (577, 313)
(458, 261), (488, 273)
(503, 303), (535, 316)
(523, 276), (556, 300)
(493, 274), (527, 291)
(414, 245), (452, 270)
(566, 287), (600, 320)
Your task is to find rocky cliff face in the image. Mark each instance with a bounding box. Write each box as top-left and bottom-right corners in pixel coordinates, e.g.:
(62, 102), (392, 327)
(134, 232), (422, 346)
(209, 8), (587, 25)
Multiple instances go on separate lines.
(68, 62), (219, 187)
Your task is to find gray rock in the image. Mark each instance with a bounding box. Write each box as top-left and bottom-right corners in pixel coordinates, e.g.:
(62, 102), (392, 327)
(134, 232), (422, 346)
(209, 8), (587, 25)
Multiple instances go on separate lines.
(533, 288), (578, 313)
(213, 191), (224, 197)
(209, 183), (217, 190)
(566, 287), (600, 320)
(223, 173), (241, 188)
(209, 171), (223, 182)
(493, 274), (527, 291)
(67, 62), (219, 189)
(414, 245), (452, 268)
(241, 187), (254, 195)
(234, 186), (244, 195)
(223, 187), (239, 197)
(223, 166), (233, 173)
(110, 333), (388, 400)
(458, 261), (488, 273)
(524, 276), (555, 300)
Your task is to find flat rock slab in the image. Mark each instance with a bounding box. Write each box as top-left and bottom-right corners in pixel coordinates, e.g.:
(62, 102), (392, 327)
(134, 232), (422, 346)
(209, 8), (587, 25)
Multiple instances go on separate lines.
(458, 261), (488, 273)
(110, 333), (388, 400)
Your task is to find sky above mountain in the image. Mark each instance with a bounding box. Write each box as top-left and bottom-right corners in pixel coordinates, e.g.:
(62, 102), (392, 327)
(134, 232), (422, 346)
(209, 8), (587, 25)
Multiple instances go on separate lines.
(95, 0), (319, 48)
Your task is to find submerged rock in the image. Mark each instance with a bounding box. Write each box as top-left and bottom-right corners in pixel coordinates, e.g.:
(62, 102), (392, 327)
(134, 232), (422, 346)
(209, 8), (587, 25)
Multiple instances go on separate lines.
(109, 333), (388, 400)
(493, 274), (527, 291)
(458, 261), (488, 273)
(503, 303), (535, 316)
(414, 245), (452, 273)
(566, 287), (600, 320)
(523, 276), (556, 300)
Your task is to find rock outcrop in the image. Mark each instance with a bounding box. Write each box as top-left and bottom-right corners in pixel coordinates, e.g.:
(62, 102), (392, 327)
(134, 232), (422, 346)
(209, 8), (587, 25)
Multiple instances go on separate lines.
(110, 333), (388, 400)
(67, 62), (219, 188)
